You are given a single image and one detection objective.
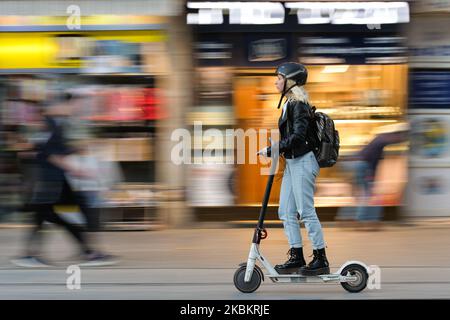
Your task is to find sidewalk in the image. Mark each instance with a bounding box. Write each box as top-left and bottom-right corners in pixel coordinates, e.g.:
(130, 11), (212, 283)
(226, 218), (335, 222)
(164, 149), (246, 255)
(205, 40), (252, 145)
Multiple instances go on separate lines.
(1, 222), (450, 268)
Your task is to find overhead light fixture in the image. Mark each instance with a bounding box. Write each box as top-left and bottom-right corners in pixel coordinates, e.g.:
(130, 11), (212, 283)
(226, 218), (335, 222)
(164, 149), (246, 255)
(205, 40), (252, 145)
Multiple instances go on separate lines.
(187, 2), (409, 25)
(285, 2), (409, 25)
(187, 2), (285, 25)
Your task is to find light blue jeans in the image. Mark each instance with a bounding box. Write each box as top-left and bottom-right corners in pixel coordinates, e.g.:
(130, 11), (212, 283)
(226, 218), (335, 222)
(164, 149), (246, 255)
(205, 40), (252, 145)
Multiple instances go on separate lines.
(278, 151), (326, 250)
(354, 161), (382, 222)
(336, 160), (382, 222)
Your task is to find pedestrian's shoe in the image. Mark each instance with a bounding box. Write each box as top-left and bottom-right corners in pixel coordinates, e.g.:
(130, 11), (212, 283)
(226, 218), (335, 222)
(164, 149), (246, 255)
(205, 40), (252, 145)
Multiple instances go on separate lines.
(11, 256), (51, 268)
(79, 251), (119, 267)
(300, 248), (330, 276)
(275, 247), (306, 274)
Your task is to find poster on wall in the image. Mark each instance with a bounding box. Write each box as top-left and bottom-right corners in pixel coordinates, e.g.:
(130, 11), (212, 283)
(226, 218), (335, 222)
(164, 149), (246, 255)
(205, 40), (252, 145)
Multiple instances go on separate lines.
(82, 39), (143, 74)
(409, 114), (450, 165)
(405, 167), (450, 216)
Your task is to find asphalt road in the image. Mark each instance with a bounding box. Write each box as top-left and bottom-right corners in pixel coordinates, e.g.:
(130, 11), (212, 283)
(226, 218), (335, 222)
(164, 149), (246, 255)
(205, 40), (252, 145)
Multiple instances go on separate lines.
(1, 222), (450, 299)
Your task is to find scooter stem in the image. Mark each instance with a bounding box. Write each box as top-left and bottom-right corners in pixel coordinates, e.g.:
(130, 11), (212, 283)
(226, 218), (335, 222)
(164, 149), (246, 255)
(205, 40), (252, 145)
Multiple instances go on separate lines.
(253, 142), (279, 244)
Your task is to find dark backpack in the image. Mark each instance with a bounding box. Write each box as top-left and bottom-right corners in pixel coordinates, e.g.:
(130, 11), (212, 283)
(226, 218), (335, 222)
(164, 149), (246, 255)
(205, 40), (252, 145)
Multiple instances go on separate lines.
(307, 106), (340, 168)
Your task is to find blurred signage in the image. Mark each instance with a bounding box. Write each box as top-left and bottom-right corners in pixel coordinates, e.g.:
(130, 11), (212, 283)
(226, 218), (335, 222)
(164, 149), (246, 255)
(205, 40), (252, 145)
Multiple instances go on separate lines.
(195, 34), (292, 67)
(0, 31), (166, 72)
(409, 71), (450, 109)
(285, 2), (410, 25)
(248, 38), (287, 62)
(187, 1), (409, 25)
(195, 40), (233, 66)
(196, 34), (406, 66)
(54, 34), (87, 68)
(187, 2), (285, 24)
(419, 176), (446, 195)
(411, 118), (448, 159)
(196, 42), (232, 60)
(298, 35), (407, 64)
(88, 87), (164, 122)
(409, 115), (450, 166)
(82, 40), (143, 74)
(406, 167), (450, 216)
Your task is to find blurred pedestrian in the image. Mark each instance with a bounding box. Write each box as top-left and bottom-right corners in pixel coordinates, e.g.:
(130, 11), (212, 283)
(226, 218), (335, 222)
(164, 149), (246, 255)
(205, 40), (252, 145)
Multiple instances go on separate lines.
(337, 125), (408, 230)
(11, 93), (117, 267)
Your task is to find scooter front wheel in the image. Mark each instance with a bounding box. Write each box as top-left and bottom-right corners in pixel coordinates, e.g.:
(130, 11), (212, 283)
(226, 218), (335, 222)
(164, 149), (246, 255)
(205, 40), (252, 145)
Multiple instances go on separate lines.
(340, 263), (368, 293)
(233, 265), (262, 293)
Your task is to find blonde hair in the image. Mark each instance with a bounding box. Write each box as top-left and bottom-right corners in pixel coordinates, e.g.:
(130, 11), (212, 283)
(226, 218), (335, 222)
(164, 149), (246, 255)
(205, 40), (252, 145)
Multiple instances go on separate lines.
(285, 79), (309, 104)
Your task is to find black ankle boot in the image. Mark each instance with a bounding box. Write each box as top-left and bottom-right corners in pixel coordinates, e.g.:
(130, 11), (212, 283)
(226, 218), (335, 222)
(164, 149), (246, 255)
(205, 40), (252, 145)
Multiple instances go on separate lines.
(275, 248), (306, 274)
(300, 248), (330, 276)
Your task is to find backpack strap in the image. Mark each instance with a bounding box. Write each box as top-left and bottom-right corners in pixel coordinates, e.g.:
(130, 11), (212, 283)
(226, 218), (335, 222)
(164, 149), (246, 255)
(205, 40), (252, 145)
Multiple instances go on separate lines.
(305, 104), (318, 153)
(307, 104), (316, 119)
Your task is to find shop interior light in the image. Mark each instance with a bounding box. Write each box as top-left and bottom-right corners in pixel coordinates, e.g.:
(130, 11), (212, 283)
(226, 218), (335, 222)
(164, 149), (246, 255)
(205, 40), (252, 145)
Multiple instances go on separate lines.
(297, 17), (330, 24)
(187, 2), (228, 9)
(321, 65), (349, 73)
(187, 9), (224, 24)
(188, 2), (281, 9)
(187, 2), (409, 25)
(284, 2), (409, 10)
(285, 2), (409, 25)
(187, 2), (285, 24)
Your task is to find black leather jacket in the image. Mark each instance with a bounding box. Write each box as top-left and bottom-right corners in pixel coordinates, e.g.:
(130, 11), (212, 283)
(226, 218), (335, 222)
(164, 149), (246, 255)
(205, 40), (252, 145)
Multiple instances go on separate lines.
(270, 99), (313, 159)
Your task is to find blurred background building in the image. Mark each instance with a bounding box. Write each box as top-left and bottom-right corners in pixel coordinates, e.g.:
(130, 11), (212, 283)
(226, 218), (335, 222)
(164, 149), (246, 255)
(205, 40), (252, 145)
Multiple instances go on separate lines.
(0, 0), (192, 229)
(406, 0), (450, 217)
(187, 0), (410, 222)
(2, 0), (450, 227)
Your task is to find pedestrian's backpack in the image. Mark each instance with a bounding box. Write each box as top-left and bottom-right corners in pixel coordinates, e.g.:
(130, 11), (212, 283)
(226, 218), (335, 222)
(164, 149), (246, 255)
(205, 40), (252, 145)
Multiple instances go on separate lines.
(306, 105), (340, 168)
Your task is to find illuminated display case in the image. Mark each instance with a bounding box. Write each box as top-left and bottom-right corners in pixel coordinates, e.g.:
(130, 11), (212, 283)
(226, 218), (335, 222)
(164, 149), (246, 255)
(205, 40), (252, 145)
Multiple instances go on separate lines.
(233, 64), (408, 207)
(0, 18), (170, 228)
(191, 8), (410, 210)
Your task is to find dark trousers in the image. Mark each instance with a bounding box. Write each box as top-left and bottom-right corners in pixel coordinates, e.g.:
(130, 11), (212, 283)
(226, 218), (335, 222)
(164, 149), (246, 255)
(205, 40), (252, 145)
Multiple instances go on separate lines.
(26, 179), (99, 256)
(58, 181), (101, 232)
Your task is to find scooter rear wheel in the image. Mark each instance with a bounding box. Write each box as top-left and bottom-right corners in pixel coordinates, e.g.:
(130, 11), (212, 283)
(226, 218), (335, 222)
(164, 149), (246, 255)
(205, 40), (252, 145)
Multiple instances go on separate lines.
(340, 263), (368, 293)
(233, 265), (262, 293)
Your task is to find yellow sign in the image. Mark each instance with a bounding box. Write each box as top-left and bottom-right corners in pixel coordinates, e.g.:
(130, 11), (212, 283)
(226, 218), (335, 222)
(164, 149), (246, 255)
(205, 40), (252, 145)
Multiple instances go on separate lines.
(0, 31), (167, 70)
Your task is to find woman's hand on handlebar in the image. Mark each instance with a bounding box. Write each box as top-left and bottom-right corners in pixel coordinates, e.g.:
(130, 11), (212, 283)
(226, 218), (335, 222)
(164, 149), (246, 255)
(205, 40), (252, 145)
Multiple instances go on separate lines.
(257, 147), (270, 157)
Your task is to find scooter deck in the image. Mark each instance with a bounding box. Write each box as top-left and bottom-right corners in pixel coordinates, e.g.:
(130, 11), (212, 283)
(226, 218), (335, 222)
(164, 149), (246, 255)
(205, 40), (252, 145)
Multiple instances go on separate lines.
(266, 272), (357, 283)
(273, 267), (329, 276)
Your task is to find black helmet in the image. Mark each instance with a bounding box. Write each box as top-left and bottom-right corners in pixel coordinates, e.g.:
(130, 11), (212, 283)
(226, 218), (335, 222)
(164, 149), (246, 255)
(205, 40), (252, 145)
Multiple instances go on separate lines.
(276, 62), (307, 86)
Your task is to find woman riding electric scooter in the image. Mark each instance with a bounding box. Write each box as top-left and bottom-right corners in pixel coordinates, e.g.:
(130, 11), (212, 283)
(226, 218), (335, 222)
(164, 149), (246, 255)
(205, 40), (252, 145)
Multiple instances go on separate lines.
(259, 62), (329, 276)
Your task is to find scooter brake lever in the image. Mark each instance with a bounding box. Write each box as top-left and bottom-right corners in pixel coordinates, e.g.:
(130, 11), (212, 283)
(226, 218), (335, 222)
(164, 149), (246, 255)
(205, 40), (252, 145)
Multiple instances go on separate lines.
(258, 228), (268, 240)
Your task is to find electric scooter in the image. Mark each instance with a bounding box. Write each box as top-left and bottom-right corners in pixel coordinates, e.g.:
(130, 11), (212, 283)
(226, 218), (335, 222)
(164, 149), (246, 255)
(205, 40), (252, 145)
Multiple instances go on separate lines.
(233, 142), (369, 293)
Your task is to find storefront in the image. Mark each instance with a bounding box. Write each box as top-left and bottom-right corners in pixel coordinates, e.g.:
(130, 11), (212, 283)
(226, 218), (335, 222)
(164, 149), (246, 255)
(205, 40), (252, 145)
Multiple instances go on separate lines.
(189, 1), (410, 219)
(0, 15), (171, 228)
